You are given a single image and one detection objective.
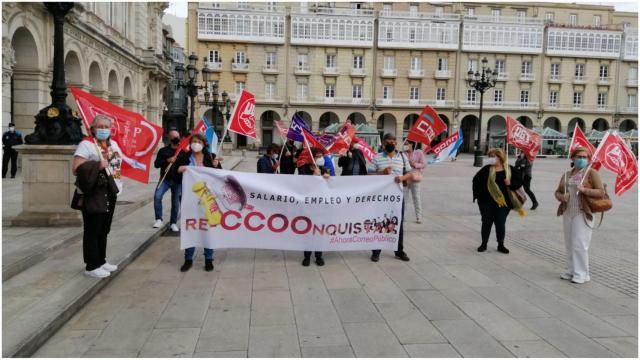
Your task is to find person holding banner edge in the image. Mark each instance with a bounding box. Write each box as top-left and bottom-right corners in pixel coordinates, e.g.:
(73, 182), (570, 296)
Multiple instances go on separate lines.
(176, 133), (222, 272)
(153, 129), (183, 231)
(554, 146), (605, 284)
(369, 133), (419, 262)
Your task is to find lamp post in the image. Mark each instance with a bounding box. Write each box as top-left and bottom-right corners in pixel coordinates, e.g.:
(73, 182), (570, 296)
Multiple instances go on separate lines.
(185, 53), (199, 131)
(466, 57), (497, 167)
(200, 65), (232, 142)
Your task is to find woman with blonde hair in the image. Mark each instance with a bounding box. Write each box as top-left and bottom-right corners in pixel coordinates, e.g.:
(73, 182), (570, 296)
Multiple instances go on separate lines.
(554, 146), (604, 284)
(472, 148), (525, 254)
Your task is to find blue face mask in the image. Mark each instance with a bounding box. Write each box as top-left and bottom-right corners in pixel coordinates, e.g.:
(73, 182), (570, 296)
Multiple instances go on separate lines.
(574, 158), (588, 169)
(95, 128), (111, 140)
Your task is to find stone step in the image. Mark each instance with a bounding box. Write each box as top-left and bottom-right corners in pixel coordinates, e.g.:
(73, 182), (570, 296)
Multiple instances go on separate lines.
(2, 158), (244, 358)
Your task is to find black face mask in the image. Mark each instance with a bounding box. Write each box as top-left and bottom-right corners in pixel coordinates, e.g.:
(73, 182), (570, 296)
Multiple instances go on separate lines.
(384, 143), (396, 153)
(170, 137), (180, 145)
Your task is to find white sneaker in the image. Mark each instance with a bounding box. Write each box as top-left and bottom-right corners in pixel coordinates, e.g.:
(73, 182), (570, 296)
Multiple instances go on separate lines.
(101, 262), (118, 272)
(416, 219), (422, 224)
(153, 219), (163, 228)
(560, 272), (572, 280)
(85, 267), (110, 278)
(170, 223), (180, 232)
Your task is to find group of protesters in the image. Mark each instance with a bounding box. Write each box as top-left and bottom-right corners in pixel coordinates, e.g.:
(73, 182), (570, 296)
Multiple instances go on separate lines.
(72, 114), (602, 285)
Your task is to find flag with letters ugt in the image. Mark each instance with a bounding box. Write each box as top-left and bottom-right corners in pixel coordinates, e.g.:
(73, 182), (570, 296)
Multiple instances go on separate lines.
(406, 105), (448, 150)
(70, 86), (163, 184)
(228, 90), (259, 141)
(506, 116), (541, 162)
(592, 132), (638, 196)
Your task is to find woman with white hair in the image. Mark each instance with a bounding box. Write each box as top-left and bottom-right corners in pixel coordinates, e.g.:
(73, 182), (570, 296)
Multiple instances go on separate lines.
(71, 115), (123, 278)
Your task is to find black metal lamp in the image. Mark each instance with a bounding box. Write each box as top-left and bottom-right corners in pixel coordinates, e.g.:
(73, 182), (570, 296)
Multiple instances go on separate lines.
(466, 57), (497, 167)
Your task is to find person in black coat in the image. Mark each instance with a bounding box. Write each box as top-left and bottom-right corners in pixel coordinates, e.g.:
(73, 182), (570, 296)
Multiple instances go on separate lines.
(280, 139), (297, 174)
(175, 133), (221, 272)
(2, 122), (23, 178)
(472, 148), (524, 254)
(257, 144), (279, 174)
(152, 129), (183, 230)
(338, 142), (368, 176)
(515, 150), (539, 210)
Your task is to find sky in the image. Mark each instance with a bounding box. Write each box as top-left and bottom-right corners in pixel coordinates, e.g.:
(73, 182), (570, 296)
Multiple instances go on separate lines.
(165, 1), (638, 17)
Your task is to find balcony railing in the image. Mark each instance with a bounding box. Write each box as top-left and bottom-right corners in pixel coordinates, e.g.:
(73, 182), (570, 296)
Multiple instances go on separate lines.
(519, 73), (536, 81)
(598, 77), (610, 85)
(231, 63), (249, 72)
(496, 72), (509, 81)
(461, 100), (539, 109)
(381, 68), (397, 77)
(200, 3), (286, 12)
(262, 64), (279, 73)
(463, 14), (544, 25)
(312, 96), (371, 105)
(294, 65), (310, 75)
(627, 79), (638, 87)
(323, 67), (339, 76)
(375, 98), (455, 107)
(622, 106), (638, 113)
(206, 61), (222, 71)
(573, 76), (586, 84)
(312, 7), (374, 17)
(434, 70), (450, 79)
(380, 10), (460, 20)
(350, 68), (366, 77)
(408, 69), (424, 78)
(548, 74), (561, 82)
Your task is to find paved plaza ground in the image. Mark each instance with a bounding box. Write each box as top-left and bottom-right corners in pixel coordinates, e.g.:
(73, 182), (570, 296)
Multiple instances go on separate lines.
(24, 155), (639, 357)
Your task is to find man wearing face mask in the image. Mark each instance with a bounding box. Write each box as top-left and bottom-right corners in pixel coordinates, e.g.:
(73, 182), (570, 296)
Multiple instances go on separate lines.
(368, 133), (418, 262)
(3, 122), (23, 178)
(280, 139), (297, 174)
(515, 150), (539, 210)
(152, 129), (183, 231)
(257, 144), (280, 174)
(338, 141), (368, 176)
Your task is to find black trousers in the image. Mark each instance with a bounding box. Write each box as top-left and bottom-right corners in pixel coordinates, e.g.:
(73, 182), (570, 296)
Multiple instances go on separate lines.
(478, 202), (511, 245)
(81, 200), (116, 271)
(372, 199), (405, 256)
(2, 149), (18, 178)
(303, 251), (323, 259)
(523, 175), (538, 205)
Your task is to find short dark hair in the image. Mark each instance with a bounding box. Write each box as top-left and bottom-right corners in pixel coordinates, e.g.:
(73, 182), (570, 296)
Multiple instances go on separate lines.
(382, 133), (396, 141)
(311, 147), (324, 157)
(8, 122), (15, 127)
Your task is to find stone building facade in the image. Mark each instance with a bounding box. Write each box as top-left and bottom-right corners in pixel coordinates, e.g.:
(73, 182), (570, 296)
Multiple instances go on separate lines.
(2, 2), (173, 136)
(187, 2), (638, 151)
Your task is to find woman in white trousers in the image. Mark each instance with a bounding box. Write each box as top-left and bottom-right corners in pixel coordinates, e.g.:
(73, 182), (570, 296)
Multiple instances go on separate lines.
(404, 141), (425, 223)
(554, 147), (605, 284)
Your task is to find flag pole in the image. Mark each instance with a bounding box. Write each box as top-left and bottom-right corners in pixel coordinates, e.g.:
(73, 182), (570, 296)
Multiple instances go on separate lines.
(579, 131), (609, 188)
(217, 91), (242, 155)
(302, 131), (320, 172)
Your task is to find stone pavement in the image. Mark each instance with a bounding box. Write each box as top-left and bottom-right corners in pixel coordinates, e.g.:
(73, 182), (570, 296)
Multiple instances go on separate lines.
(33, 155), (638, 358)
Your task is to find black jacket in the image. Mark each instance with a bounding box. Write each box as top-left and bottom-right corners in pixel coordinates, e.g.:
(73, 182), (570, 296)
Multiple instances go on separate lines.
(75, 161), (118, 213)
(515, 156), (532, 178)
(154, 145), (179, 181)
(472, 165), (523, 208)
(338, 149), (368, 176)
(3, 131), (23, 150)
(298, 163), (329, 176)
(257, 155), (276, 174)
(280, 142), (297, 174)
(172, 150), (221, 184)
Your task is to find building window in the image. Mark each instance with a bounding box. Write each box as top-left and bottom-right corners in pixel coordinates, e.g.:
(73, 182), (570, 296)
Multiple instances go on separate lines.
(467, 89), (477, 103)
(597, 92), (607, 108)
(521, 61), (531, 75)
(326, 54), (336, 68)
(491, 9), (500, 21)
(438, 58), (448, 71)
(629, 67), (638, 80)
(235, 81), (245, 94)
(410, 57), (421, 71)
(352, 85), (362, 99)
(468, 59), (478, 72)
(570, 14), (577, 25)
(573, 91), (583, 106)
(495, 60), (505, 74)
(265, 82), (276, 99)
(325, 84), (335, 98)
(235, 51), (246, 64)
(520, 90), (529, 104)
(599, 65), (609, 80)
(382, 3), (392, 15)
(383, 86), (393, 99)
(206, 80), (219, 93)
(575, 63), (584, 79)
(435, 6), (443, 17)
(628, 94), (637, 108)
(410, 5), (419, 16)
(265, 52), (277, 68)
(209, 50), (221, 63)
(550, 63), (560, 79)
(409, 29), (416, 42)
(494, 89), (503, 103)
(549, 91), (558, 106)
(437, 88), (446, 100)
(545, 12), (554, 22)
(386, 27), (393, 41)
(410, 87), (419, 100)
(297, 54), (308, 69)
(516, 10), (526, 23)
(353, 55), (364, 69)
(466, 7), (475, 17)
(297, 84), (308, 99)
(593, 15), (601, 27)
(384, 56), (395, 70)
(351, 2), (363, 9)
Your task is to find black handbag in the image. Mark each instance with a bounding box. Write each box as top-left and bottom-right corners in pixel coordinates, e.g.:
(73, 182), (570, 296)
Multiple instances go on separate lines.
(70, 189), (84, 210)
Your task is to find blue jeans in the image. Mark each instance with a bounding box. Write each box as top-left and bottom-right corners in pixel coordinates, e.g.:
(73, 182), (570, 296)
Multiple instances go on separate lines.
(154, 179), (181, 225)
(184, 247), (214, 261)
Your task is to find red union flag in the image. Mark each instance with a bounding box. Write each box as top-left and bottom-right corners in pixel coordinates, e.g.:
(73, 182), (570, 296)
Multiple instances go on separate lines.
(406, 105), (447, 147)
(329, 122), (356, 155)
(569, 124), (601, 170)
(353, 136), (376, 162)
(506, 116), (541, 162)
(592, 132), (638, 196)
(274, 120), (289, 139)
(70, 86), (163, 184)
(228, 90), (258, 141)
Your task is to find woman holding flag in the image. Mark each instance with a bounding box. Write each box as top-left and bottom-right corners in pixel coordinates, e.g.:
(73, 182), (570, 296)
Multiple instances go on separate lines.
(472, 148), (525, 254)
(554, 146), (605, 284)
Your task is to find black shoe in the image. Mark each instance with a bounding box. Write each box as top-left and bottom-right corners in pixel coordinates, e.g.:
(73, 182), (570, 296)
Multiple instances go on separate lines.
(180, 260), (193, 272)
(370, 252), (380, 262)
(531, 202), (539, 210)
(497, 245), (510, 254)
(315, 257), (325, 266)
(395, 251), (410, 261)
(302, 257), (311, 266)
(205, 260), (214, 271)
(477, 244), (487, 252)
(10, 175), (15, 179)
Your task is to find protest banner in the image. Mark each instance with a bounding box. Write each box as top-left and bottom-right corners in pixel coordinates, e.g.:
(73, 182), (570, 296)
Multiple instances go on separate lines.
(180, 167), (403, 251)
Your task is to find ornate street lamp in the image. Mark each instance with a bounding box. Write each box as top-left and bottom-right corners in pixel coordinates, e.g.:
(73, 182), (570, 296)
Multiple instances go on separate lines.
(466, 57), (498, 167)
(200, 66), (232, 142)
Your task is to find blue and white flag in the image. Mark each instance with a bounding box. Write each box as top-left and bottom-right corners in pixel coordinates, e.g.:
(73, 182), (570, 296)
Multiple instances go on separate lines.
(202, 115), (219, 154)
(428, 130), (463, 164)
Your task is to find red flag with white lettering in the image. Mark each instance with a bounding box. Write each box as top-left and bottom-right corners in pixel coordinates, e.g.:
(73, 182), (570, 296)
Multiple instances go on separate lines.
(592, 132), (638, 196)
(70, 86), (163, 183)
(353, 136), (376, 162)
(228, 89), (259, 141)
(506, 116), (541, 162)
(274, 120), (289, 140)
(406, 105), (447, 148)
(569, 124), (601, 170)
(329, 122), (356, 155)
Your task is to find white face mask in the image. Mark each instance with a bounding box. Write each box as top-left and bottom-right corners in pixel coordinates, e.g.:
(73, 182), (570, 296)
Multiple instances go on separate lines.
(190, 143), (203, 153)
(315, 157), (325, 167)
(485, 157), (497, 166)
(403, 145), (411, 151)
(352, 143), (361, 151)
(8, 127), (15, 132)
